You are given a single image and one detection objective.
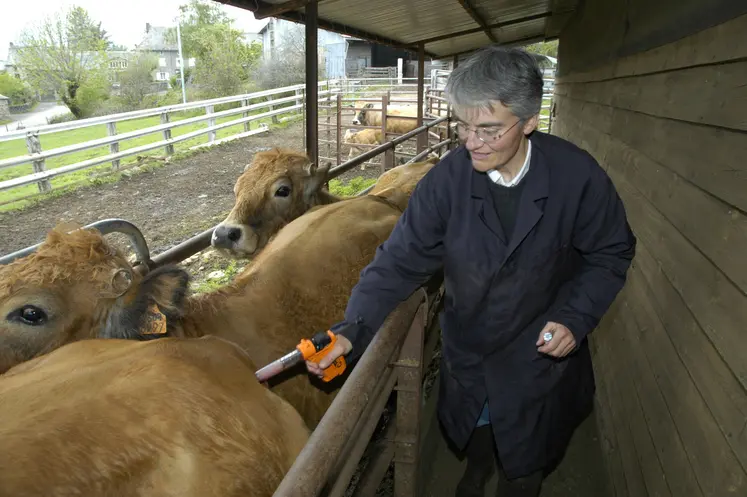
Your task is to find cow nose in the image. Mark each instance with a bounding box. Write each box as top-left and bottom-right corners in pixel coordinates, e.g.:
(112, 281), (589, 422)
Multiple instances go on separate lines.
(351, 119), (359, 125)
(212, 225), (243, 248)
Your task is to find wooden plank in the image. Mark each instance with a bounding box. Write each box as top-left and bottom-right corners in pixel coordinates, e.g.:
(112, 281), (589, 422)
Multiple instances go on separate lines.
(596, 132), (747, 395)
(633, 240), (747, 470)
(602, 311), (649, 497)
(603, 131), (747, 294)
(615, 291), (698, 497)
(613, 308), (674, 497)
(624, 268), (746, 496)
(554, 61), (747, 131)
(556, 13), (747, 83)
(555, 95), (747, 213)
(590, 303), (628, 497)
(552, 108), (747, 294)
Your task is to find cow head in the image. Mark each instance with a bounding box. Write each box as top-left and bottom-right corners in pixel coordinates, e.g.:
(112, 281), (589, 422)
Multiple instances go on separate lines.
(343, 128), (357, 142)
(0, 226), (190, 373)
(211, 148), (331, 259)
(351, 103), (376, 125)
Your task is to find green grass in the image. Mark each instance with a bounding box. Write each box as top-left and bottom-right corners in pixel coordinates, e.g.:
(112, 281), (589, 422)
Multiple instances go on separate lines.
(192, 259), (245, 294)
(0, 105), (303, 212)
(328, 176), (377, 196)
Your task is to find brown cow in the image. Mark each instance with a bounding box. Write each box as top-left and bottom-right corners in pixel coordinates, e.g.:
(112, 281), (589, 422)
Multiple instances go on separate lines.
(370, 154), (440, 204)
(210, 148), (335, 258)
(0, 190), (408, 428)
(0, 336), (309, 497)
(343, 128), (384, 168)
(211, 148), (438, 259)
(351, 103), (419, 134)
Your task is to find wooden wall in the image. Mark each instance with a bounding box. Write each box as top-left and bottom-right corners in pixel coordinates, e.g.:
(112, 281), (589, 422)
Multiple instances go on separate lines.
(552, 2), (747, 496)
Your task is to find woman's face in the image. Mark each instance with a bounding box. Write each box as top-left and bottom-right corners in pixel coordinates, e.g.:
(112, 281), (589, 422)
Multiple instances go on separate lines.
(454, 101), (537, 173)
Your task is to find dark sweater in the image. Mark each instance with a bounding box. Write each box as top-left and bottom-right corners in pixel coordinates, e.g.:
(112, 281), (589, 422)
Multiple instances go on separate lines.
(486, 175), (527, 241)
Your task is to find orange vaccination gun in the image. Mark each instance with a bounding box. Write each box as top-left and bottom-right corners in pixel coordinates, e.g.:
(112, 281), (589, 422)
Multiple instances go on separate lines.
(255, 330), (347, 383)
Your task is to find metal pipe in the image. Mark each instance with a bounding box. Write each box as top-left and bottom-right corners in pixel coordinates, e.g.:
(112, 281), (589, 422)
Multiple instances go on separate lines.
(305, 0), (318, 166)
(0, 219), (152, 267)
(272, 290), (427, 497)
(139, 227), (214, 274)
(416, 43), (426, 154)
(406, 138), (453, 165)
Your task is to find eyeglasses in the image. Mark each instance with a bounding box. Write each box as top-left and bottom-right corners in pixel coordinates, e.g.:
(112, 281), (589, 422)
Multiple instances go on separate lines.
(450, 118), (522, 145)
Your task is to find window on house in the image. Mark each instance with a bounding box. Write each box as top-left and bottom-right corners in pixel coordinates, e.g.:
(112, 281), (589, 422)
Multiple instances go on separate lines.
(157, 71), (168, 81)
(159, 57), (166, 67)
(188, 57), (196, 67)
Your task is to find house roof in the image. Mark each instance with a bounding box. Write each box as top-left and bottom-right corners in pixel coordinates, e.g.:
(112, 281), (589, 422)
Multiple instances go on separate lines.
(215, 0), (577, 58)
(0, 94), (9, 101)
(136, 25), (178, 52)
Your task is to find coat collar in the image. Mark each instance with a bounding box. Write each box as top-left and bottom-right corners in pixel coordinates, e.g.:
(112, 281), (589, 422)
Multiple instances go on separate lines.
(469, 133), (550, 258)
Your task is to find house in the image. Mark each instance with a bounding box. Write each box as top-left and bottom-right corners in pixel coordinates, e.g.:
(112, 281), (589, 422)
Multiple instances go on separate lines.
(258, 18), (348, 79)
(135, 23), (195, 85)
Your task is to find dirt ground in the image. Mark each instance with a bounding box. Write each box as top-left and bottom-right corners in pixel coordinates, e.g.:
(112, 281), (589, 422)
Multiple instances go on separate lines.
(0, 121), (385, 284)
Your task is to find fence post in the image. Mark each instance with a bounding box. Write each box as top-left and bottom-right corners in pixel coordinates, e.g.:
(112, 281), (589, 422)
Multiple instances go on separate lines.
(241, 99), (250, 132)
(336, 93), (342, 166)
(326, 93), (331, 164)
(159, 112), (174, 155)
(269, 96), (279, 125)
(25, 132), (51, 193)
(380, 94), (389, 175)
(393, 301), (426, 497)
(206, 105), (216, 142)
(106, 121), (120, 170)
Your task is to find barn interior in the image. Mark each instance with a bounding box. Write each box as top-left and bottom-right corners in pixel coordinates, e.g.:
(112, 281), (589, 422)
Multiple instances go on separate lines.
(221, 0), (747, 495)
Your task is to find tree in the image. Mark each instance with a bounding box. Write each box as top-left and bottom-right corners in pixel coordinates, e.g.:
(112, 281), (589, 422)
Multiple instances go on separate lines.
(0, 73), (36, 106)
(16, 6), (110, 118)
(254, 23), (324, 90)
(524, 40), (558, 58)
(167, 0), (262, 96)
(118, 52), (157, 109)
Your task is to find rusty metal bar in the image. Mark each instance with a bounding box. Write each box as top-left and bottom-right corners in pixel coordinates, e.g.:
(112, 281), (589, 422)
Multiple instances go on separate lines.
(380, 94), (388, 176)
(336, 93), (342, 166)
(417, 43), (426, 154)
(406, 138), (453, 165)
(272, 290), (427, 497)
(305, 0), (318, 166)
(393, 302), (426, 497)
(141, 227), (214, 273)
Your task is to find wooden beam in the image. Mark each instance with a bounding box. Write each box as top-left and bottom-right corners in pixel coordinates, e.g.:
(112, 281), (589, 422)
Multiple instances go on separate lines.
(436, 35), (554, 60)
(305, 0), (318, 166)
(409, 12), (552, 47)
(253, 0), (312, 19)
(455, 0), (497, 43)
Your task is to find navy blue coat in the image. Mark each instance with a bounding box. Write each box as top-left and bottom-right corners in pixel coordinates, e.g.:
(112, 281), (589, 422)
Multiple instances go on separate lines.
(336, 131), (636, 478)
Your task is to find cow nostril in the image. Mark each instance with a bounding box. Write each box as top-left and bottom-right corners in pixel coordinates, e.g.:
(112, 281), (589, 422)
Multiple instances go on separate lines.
(227, 228), (242, 242)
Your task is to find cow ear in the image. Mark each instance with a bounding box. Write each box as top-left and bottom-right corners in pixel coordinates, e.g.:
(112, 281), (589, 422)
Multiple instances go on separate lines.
(303, 161), (331, 200)
(364, 103), (374, 109)
(100, 265), (190, 341)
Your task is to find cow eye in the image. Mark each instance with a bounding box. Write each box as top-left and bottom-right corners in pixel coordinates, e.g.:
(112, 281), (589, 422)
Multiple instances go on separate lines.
(9, 305), (48, 326)
(275, 185), (291, 197)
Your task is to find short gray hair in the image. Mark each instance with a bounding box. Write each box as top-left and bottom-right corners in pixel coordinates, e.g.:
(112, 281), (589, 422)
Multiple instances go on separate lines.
(444, 45), (543, 121)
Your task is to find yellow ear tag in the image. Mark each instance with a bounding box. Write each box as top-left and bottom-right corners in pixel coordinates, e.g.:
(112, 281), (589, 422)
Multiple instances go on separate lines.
(141, 304), (168, 335)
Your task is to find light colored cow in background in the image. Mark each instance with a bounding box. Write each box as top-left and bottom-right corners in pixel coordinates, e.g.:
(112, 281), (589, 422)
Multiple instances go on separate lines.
(343, 128), (384, 169)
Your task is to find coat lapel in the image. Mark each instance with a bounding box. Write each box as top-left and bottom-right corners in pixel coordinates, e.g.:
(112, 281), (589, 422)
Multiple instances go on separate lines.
(471, 170), (507, 245)
(504, 143), (549, 260)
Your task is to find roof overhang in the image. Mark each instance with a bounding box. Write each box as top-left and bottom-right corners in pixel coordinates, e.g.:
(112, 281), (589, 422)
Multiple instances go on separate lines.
(215, 0), (577, 59)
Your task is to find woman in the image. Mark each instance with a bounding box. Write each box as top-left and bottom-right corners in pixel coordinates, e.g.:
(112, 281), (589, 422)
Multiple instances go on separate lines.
(308, 45), (636, 497)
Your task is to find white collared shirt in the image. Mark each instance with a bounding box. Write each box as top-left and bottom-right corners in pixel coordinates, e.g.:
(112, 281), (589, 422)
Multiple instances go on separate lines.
(487, 139), (532, 187)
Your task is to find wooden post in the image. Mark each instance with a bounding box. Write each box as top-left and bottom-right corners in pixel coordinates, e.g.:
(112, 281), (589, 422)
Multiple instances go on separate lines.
(206, 105), (216, 142)
(160, 113), (174, 155)
(416, 43), (426, 154)
(241, 98), (250, 132)
(26, 132), (51, 192)
(336, 92), (342, 166)
(106, 121), (120, 170)
(305, 0), (319, 166)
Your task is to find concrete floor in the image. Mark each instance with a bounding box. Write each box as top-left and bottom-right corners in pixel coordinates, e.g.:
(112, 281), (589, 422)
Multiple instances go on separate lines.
(420, 407), (612, 497)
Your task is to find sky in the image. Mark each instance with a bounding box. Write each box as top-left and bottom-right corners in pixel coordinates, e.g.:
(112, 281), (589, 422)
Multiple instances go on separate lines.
(0, 0), (269, 59)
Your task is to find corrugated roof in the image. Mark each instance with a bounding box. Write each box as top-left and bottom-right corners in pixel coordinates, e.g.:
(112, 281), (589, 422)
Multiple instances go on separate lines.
(216, 0), (577, 58)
